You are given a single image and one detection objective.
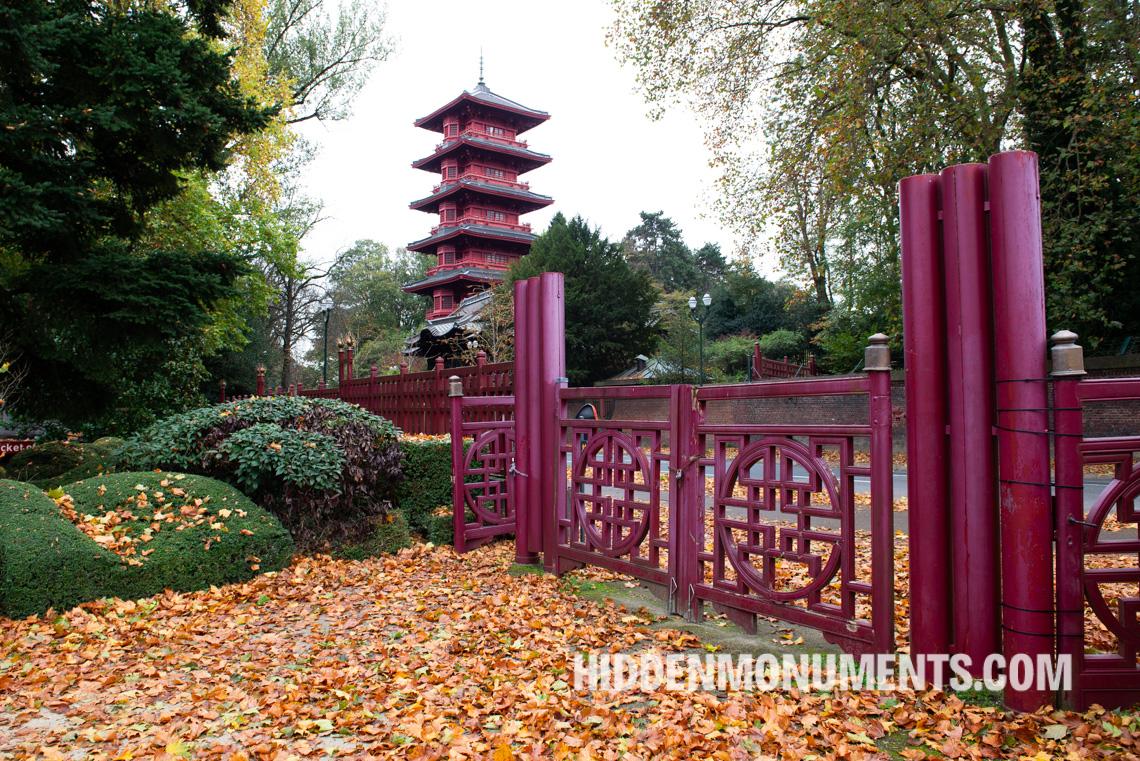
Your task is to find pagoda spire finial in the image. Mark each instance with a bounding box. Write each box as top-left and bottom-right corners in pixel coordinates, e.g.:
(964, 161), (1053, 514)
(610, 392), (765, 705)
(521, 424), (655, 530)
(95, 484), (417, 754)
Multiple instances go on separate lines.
(478, 49), (485, 86)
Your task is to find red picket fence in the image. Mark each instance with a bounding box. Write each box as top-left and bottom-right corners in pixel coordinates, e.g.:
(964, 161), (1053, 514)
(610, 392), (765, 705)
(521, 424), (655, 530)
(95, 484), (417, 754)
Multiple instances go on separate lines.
(751, 344), (819, 379)
(220, 353), (512, 435)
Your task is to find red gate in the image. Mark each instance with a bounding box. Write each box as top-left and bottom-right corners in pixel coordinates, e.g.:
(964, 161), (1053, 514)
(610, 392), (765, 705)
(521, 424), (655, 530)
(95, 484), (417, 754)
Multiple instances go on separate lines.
(448, 381), (516, 553)
(1054, 335), (1140, 709)
(542, 338), (895, 652)
(551, 386), (679, 596)
(688, 348), (895, 655)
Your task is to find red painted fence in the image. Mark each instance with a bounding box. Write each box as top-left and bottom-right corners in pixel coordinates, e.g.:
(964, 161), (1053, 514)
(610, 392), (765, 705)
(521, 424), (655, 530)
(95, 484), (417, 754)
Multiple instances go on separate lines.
(221, 353), (512, 435)
(751, 345), (819, 379)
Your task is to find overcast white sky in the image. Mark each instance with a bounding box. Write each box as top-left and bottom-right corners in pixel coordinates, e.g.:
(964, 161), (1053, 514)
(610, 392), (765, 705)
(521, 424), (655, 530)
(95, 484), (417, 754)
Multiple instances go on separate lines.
(295, 0), (746, 268)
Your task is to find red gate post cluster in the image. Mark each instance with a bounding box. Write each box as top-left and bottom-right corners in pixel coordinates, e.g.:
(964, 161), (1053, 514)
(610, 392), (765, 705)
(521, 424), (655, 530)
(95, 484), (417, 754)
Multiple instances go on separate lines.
(900, 151), (1056, 710)
(511, 273), (566, 568)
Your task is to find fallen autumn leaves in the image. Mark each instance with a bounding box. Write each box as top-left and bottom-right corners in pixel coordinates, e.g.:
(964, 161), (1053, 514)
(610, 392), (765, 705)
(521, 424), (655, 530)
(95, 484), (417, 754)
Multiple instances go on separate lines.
(0, 542), (1136, 760)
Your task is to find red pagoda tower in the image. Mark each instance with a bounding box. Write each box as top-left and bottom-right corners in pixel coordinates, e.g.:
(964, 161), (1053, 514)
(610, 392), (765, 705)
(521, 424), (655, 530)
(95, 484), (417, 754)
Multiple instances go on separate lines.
(403, 75), (552, 325)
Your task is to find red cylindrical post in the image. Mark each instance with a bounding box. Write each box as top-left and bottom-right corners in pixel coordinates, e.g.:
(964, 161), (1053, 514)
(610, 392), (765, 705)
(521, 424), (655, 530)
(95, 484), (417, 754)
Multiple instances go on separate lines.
(865, 334), (896, 653)
(337, 340), (346, 386)
(899, 174), (953, 664)
(512, 278), (537, 565)
(449, 376), (467, 553)
(369, 364), (378, 413)
(538, 272), (565, 570)
(1051, 331), (1085, 709)
(256, 366), (266, 396)
(219, 380), (227, 403)
(989, 150), (1053, 711)
(669, 383), (701, 619)
(940, 162), (1000, 673)
(523, 276), (543, 562)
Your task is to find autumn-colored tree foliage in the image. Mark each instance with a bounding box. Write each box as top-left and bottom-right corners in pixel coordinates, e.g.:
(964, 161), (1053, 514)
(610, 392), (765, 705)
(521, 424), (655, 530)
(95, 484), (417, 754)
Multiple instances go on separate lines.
(611, 0), (1140, 352)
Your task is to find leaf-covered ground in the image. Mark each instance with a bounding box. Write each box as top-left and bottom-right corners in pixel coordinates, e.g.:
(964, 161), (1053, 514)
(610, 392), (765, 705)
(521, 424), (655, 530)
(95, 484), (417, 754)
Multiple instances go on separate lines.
(0, 543), (1136, 760)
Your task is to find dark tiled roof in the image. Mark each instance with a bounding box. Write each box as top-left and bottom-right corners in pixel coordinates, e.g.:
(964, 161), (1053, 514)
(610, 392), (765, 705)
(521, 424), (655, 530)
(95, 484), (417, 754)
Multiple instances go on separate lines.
(402, 267), (505, 293)
(409, 179), (553, 211)
(407, 223), (537, 252)
(411, 135), (551, 173)
(404, 290), (495, 351)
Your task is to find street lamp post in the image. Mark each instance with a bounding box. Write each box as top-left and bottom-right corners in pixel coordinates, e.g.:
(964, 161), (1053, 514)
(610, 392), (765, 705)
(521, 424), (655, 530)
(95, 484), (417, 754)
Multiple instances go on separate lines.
(321, 308), (331, 386)
(688, 292), (712, 384)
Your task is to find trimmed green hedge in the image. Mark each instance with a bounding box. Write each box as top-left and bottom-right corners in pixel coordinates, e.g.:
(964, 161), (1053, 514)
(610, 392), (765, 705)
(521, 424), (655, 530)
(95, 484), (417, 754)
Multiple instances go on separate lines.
(0, 472), (293, 618)
(334, 512), (412, 560)
(396, 438), (456, 541)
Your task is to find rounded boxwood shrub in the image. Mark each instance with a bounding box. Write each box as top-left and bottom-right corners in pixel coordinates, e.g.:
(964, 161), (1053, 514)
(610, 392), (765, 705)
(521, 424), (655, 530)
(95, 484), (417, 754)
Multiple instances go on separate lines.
(0, 473), (293, 618)
(120, 397), (403, 548)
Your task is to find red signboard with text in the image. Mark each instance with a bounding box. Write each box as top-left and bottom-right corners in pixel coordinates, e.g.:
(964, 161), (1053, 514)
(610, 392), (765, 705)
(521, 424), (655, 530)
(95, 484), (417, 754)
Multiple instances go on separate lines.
(0, 439), (34, 461)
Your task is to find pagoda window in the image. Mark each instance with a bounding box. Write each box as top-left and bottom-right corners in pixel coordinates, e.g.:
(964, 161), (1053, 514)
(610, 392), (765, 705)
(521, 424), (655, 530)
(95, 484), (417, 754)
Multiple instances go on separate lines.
(485, 210), (506, 222)
(444, 166), (458, 179)
(439, 247), (456, 264)
(486, 252), (508, 265)
(440, 294), (454, 309)
(444, 123), (459, 138)
(441, 208), (456, 222)
(485, 124), (513, 139)
(485, 166), (506, 179)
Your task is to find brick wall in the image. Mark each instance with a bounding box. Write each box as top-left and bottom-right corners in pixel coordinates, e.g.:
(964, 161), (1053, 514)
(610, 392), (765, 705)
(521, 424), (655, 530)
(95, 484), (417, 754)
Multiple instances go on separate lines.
(602, 357), (1140, 442)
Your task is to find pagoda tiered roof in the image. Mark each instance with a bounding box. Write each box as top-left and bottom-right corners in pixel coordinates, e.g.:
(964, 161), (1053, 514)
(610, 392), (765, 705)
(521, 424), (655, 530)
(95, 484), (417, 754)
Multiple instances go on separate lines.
(406, 223), (536, 255)
(414, 83), (549, 134)
(402, 266), (504, 296)
(411, 136), (552, 175)
(409, 179), (553, 214)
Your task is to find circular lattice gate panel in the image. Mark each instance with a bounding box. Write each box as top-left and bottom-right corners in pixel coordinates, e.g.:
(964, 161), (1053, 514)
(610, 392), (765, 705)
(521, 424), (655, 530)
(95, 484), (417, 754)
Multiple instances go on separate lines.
(715, 437), (844, 602)
(571, 430), (654, 557)
(463, 428), (515, 525)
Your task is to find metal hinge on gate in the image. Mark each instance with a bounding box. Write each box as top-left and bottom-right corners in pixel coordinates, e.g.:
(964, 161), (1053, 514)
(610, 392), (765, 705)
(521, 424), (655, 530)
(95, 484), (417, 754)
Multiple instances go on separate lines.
(509, 461), (529, 478)
(1067, 516), (1098, 529)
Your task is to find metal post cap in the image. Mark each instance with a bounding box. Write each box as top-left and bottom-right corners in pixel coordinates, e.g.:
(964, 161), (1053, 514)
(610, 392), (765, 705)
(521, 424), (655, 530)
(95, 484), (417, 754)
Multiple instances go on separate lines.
(1050, 330), (1086, 377)
(448, 375), (464, 397)
(864, 333), (891, 371)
